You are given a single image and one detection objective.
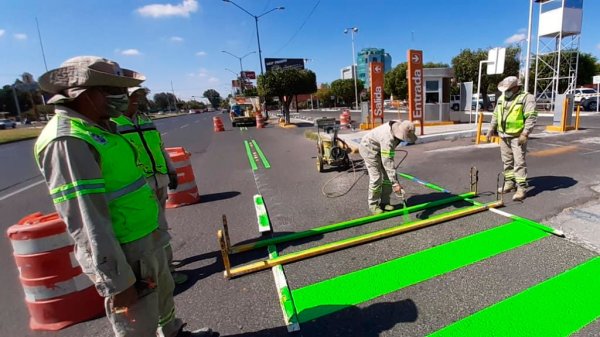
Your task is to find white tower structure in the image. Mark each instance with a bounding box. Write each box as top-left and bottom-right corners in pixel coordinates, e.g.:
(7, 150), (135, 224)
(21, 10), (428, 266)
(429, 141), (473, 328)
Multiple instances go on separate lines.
(533, 0), (583, 107)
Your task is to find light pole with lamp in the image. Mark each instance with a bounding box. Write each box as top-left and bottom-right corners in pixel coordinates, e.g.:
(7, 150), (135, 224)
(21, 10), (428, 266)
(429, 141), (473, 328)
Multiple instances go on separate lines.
(222, 0), (284, 76)
(344, 27), (359, 110)
(222, 50), (256, 93)
(225, 68), (242, 96)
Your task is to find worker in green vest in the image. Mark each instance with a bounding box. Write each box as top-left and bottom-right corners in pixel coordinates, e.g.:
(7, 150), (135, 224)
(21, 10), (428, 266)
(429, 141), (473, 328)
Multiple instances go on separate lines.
(112, 87), (188, 286)
(486, 76), (538, 201)
(35, 56), (217, 337)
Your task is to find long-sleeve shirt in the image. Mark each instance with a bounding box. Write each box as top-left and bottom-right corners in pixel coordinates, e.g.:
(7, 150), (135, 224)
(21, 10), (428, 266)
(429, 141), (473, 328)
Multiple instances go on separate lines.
(360, 122), (401, 185)
(490, 92), (538, 138)
(37, 107), (136, 297)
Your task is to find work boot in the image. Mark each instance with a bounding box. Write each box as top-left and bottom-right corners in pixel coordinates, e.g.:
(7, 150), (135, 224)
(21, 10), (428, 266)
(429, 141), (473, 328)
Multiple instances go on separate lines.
(369, 206), (384, 215)
(382, 204), (395, 211)
(172, 272), (188, 285)
(498, 180), (517, 194)
(177, 327), (219, 337)
(512, 186), (527, 201)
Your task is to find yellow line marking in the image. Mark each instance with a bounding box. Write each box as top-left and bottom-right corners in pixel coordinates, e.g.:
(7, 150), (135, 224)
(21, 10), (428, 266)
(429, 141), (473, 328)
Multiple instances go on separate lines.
(530, 145), (579, 157)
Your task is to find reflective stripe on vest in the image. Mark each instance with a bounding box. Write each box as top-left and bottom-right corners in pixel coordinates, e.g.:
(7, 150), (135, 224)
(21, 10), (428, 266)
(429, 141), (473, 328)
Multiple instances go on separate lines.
(112, 114), (168, 177)
(35, 115), (159, 244)
(497, 93), (527, 135)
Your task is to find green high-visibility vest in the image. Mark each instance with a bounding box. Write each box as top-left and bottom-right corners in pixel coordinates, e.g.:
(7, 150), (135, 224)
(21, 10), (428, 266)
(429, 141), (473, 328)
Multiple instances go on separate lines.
(495, 92), (529, 135)
(35, 114), (159, 244)
(112, 114), (168, 177)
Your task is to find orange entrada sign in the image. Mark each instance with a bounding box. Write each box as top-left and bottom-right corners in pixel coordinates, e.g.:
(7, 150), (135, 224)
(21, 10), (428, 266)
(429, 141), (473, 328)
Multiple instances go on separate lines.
(370, 62), (384, 126)
(407, 49), (424, 134)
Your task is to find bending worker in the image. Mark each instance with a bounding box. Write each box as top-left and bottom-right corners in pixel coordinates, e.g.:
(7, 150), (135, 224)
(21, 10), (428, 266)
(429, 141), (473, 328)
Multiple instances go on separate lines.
(112, 87), (187, 285)
(35, 56), (217, 337)
(359, 120), (418, 214)
(486, 76), (538, 201)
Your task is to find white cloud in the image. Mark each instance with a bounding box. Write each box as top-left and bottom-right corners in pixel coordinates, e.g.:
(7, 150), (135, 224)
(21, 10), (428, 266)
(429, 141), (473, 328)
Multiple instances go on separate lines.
(208, 77), (219, 83)
(121, 49), (141, 56)
(137, 0), (199, 18)
(0, 30), (5, 38)
(14, 33), (27, 40)
(170, 36), (184, 42)
(505, 33), (526, 44)
(195, 51), (207, 56)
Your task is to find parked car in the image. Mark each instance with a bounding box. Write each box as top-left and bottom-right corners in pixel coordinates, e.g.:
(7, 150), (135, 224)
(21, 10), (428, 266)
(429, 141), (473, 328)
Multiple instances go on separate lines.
(581, 97), (598, 111)
(570, 87), (598, 105)
(450, 95), (460, 111)
(0, 119), (17, 129)
(535, 93), (553, 111)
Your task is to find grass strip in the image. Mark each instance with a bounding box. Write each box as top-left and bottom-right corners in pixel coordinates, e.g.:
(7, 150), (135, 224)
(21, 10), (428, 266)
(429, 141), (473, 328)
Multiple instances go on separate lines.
(244, 140), (258, 171)
(229, 192), (476, 254)
(292, 220), (549, 323)
(428, 257), (600, 337)
(0, 128), (42, 144)
(251, 139), (271, 169)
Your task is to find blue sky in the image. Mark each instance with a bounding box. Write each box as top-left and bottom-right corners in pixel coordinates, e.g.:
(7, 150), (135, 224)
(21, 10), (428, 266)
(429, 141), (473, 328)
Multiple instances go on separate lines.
(1, 0), (599, 100)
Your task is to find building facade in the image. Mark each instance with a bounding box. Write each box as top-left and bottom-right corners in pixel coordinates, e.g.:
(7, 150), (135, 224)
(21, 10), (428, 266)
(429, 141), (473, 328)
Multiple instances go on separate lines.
(340, 65), (356, 80)
(356, 48), (392, 88)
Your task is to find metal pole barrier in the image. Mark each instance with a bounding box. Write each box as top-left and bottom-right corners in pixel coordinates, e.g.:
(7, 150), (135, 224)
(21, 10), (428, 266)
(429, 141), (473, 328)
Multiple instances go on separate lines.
(575, 104), (581, 131)
(561, 97), (568, 132)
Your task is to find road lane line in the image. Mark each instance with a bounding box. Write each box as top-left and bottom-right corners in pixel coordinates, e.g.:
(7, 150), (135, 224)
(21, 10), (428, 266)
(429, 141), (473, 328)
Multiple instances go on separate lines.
(244, 141), (258, 171)
(251, 140), (271, 169)
(161, 132), (168, 136)
(180, 124), (189, 129)
(0, 180), (46, 201)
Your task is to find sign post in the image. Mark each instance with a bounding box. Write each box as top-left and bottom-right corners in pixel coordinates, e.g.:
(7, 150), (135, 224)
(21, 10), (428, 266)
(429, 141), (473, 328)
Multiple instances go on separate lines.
(369, 62), (384, 128)
(407, 50), (424, 135)
(594, 75), (600, 113)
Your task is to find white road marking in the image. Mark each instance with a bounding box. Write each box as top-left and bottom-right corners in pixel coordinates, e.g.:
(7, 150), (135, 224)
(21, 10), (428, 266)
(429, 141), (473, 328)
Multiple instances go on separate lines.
(0, 180), (46, 201)
(180, 124), (189, 129)
(161, 132), (168, 136)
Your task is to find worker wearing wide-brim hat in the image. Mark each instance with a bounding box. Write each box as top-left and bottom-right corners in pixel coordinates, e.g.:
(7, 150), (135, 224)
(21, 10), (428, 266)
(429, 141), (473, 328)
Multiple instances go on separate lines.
(359, 120), (418, 215)
(486, 76), (538, 201)
(35, 56), (217, 337)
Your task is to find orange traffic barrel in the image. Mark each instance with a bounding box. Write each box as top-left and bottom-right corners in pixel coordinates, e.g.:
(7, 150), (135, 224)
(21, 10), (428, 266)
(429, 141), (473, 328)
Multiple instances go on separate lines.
(213, 116), (224, 132)
(340, 109), (351, 128)
(166, 147), (201, 208)
(256, 113), (265, 128)
(6, 212), (104, 331)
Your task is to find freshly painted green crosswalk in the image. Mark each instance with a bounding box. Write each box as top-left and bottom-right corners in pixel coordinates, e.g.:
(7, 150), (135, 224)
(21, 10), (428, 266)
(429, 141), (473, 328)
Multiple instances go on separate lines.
(428, 256), (600, 337)
(292, 221), (550, 323)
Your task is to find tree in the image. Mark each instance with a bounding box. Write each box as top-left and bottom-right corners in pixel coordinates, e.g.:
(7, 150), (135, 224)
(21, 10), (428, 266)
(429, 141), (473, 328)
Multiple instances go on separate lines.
(203, 89), (222, 108)
(528, 52), (598, 93)
(576, 53), (597, 86)
(242, 87), (258, 97)
(153, 92), (177, 111)
(257, 68), (317, 124)
(330, 79), (364, 107)
(315, 83), (333, 108)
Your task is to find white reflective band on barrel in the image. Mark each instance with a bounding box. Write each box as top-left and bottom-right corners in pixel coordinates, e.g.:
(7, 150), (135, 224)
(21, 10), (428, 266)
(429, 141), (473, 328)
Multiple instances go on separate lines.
(169, 181), (197, 193)
(172, 160), (191, 169)
(70, 251), (79, 268)
(11, 232), (73, 255)
(23, 273), (93, 301)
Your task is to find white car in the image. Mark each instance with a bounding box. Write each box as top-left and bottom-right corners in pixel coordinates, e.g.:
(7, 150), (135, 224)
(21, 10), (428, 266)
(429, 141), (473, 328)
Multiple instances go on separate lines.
(0, 119), (17, 129)
(571, 88), (598, 104)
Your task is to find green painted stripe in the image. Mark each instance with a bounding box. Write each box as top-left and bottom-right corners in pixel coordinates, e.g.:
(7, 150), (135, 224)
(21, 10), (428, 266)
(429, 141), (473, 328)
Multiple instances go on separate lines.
(230, 192), (476, 253)
(251, 139), (271, 169)
(244, 140), (258, 171)
(397, 172), (448, 192)
(291, 220), (549, 323)
(428, 257), (600, 337)
(254, 195), (271, 232)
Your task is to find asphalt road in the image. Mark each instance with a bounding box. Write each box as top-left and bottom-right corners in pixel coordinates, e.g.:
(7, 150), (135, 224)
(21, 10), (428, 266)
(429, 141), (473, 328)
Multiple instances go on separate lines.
(0, 111), (598, 336)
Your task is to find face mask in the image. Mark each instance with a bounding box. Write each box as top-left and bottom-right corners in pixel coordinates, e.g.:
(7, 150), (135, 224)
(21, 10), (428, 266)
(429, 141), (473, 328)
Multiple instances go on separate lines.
(504, 90), (515, 99)
(105, 94), (129, 118)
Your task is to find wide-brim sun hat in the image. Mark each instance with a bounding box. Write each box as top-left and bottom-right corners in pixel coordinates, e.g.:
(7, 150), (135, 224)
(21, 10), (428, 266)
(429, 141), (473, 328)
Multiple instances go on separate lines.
(39, 56), (145, 103)
(391, 120), (418, 143)
(497, 76), (522, 92)
(128, 86), (149, 97)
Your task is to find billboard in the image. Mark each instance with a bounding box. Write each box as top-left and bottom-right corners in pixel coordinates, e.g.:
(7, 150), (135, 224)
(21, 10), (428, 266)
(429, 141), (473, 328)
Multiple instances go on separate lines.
(407, 49), (424, 134)
(241, 71), (256, 80)
(370, 62), (384, 125)
(265, 58), (305, 72)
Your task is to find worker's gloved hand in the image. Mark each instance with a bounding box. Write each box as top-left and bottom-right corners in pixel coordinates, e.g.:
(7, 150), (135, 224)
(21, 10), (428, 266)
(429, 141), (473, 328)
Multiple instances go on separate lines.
(392, 183), (402, 194)
(168, 173), (178, 190)
(518, 133), (528, 145)
(485, 128), (495, 142)
(112, 284), (138, 311)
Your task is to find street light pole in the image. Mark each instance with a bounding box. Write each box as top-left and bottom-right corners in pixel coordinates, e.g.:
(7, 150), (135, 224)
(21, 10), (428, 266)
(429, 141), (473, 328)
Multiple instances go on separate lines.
(222, 50), (256, 93)
(524, 0), (534, 92)
(222, 0), (284, 76)
(344, 27), (359, 110)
